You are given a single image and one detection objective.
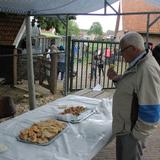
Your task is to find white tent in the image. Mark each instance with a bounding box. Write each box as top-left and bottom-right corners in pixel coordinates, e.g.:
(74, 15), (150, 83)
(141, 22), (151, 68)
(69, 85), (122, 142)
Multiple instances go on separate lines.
(0, 0), (160, 15)
(0, 0), (118, 15)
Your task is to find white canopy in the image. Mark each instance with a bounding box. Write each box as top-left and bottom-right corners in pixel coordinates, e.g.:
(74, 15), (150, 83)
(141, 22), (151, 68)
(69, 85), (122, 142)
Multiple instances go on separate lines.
(0, 0), (160, 15)
(0, 0), (118, 15)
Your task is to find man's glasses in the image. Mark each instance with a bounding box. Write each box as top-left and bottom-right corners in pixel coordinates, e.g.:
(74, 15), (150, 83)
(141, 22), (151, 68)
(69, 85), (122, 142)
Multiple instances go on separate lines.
(117, 45), (132, 55)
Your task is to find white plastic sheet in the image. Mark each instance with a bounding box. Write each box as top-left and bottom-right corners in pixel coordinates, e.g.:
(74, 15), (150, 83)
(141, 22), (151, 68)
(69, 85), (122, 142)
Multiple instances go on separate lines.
(0, 0), (159, 15)
(0, 95), (113, 160)
(0, 0), (118, 15)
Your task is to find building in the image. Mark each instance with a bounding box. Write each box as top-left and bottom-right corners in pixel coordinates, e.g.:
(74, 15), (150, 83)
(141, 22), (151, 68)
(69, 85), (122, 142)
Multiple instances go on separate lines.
(121, 0), (160, 46)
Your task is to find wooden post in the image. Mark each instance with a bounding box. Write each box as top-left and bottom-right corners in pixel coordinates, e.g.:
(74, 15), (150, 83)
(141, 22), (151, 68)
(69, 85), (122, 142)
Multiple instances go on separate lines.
(50, 53), (58, 94)
(114, 2), (120, 38)
(13, 48), (17, 86)
(146, 14), (150, 48)
(64, 16), (69, 96)
(26, 15), (36, 110)
(66, 36), (71, 92)
(38, 57), (43, 85)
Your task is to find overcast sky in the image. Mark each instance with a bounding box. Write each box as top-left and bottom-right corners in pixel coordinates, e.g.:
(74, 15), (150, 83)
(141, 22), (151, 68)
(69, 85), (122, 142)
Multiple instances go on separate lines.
(75, 1), (121, 32)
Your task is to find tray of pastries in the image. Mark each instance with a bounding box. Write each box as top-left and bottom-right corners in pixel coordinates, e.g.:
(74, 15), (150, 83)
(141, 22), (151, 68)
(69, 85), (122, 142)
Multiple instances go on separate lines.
(17, 119), (68, 146)
(56, 105), (95, 123)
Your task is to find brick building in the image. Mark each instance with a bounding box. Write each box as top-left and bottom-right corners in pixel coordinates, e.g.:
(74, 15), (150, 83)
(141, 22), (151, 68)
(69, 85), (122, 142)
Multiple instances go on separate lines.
(119, 0), (160, 47)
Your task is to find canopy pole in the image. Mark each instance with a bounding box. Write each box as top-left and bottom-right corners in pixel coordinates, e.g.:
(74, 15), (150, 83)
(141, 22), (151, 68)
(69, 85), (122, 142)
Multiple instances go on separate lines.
(105, 0), (119, 14)
(146, 14), (150, 48)
(26, 15), (36, 110)
(114, 2), (120, 38)
(104, 0), (107, 14)
(64, 15), (69, 96)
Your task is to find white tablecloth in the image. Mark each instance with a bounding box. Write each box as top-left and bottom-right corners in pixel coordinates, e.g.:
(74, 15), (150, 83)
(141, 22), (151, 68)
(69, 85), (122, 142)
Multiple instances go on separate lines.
(0, 95), (113, 160)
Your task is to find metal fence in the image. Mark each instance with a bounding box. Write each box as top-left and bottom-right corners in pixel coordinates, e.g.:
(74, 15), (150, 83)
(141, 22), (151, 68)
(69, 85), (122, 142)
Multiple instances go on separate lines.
(69, 39), (128, 91)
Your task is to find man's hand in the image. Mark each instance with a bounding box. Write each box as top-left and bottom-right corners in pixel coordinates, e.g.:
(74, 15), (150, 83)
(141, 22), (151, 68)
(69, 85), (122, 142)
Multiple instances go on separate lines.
(107, 67), (119, 81)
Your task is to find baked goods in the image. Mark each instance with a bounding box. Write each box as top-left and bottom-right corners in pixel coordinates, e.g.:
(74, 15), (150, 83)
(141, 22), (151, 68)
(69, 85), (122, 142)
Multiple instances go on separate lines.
(60, 106), (86, 116)
(19, 119), (66, 144)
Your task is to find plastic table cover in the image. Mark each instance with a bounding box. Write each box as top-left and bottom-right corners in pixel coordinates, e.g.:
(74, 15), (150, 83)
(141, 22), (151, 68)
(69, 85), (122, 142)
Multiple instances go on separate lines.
(0, 95), (113, 160)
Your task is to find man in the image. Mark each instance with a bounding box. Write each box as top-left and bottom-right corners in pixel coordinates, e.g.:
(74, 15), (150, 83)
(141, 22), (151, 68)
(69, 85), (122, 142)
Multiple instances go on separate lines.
(50, 39), (59, 54)
(57, 45), (65, 80)
(107, 32), (160, 160)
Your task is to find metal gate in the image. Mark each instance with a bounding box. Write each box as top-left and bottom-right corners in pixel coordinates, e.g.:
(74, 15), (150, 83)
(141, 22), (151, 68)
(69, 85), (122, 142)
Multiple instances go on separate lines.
(69, 39), (128, 91)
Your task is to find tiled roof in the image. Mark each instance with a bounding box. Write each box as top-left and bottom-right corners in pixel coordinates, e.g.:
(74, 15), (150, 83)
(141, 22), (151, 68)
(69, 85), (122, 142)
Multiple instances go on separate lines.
(0, 13), (25, 45)
(122, 0), (160, 33)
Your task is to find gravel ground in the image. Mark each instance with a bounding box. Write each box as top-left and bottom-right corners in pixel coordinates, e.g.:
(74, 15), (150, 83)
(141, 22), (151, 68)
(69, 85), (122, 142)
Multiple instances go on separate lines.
(0, 80), (64, 118)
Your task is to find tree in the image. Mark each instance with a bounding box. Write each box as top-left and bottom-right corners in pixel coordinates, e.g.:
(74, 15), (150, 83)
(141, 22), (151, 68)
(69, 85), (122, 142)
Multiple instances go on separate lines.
(34, 16), (65, 34)
(68, 20), (80, 36)
(88, 22), (103, 38)
(33, 16), (80, 36)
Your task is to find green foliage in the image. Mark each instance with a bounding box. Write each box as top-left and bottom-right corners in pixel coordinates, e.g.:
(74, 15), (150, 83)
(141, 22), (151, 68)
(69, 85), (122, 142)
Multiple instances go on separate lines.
(35, 16), (80, 36)
(36, 16), (65, 34)
(68, 20), (80, 36)
(88, 22), (103, 37)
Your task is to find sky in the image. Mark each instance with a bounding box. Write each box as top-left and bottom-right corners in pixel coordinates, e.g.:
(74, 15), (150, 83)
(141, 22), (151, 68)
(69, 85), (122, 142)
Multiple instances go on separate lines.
(75, 1), (121, 33)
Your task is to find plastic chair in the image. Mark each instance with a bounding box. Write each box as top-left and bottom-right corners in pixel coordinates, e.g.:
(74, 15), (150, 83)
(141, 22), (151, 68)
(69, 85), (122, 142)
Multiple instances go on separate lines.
(0, 96), (16, 119)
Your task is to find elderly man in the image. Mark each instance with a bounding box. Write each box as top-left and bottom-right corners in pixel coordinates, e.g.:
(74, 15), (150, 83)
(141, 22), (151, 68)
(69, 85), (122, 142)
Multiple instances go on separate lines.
(107, 32), (160, 160)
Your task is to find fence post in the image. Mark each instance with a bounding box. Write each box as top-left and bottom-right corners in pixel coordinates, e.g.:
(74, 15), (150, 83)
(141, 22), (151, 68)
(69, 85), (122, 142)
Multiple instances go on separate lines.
(13, 48), (17, 86)
(69, 39), (75, 91)
(50, 53), (58, 94)
(38, 57), (43, 85)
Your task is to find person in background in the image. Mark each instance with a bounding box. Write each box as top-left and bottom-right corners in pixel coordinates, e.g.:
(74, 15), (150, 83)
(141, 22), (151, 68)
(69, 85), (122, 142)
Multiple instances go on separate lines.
(152, 43), (160, 65)
(90, 50), (98, 80)
(50, 39), (59, 54)
(105, 47), (111, 64)
(148, 42), (153, 51)
(84, 44), (89, 57)
(107, 32), (160, 160)
(45, 48), (51, 59)
(144, 42), (153, 51)
(44, 48), (51, 84)
(57, 45), (65, 80)
(73, 43), (78, 58)
(97, 52), (104, 77)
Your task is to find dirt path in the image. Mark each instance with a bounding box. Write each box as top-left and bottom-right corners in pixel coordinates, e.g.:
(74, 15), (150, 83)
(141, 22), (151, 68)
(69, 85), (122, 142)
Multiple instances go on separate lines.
(0, 80), (64, 117)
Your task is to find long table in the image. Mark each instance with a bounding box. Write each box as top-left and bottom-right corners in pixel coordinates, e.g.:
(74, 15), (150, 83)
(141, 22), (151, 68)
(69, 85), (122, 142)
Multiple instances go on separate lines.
(0, 95), (112, 160)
